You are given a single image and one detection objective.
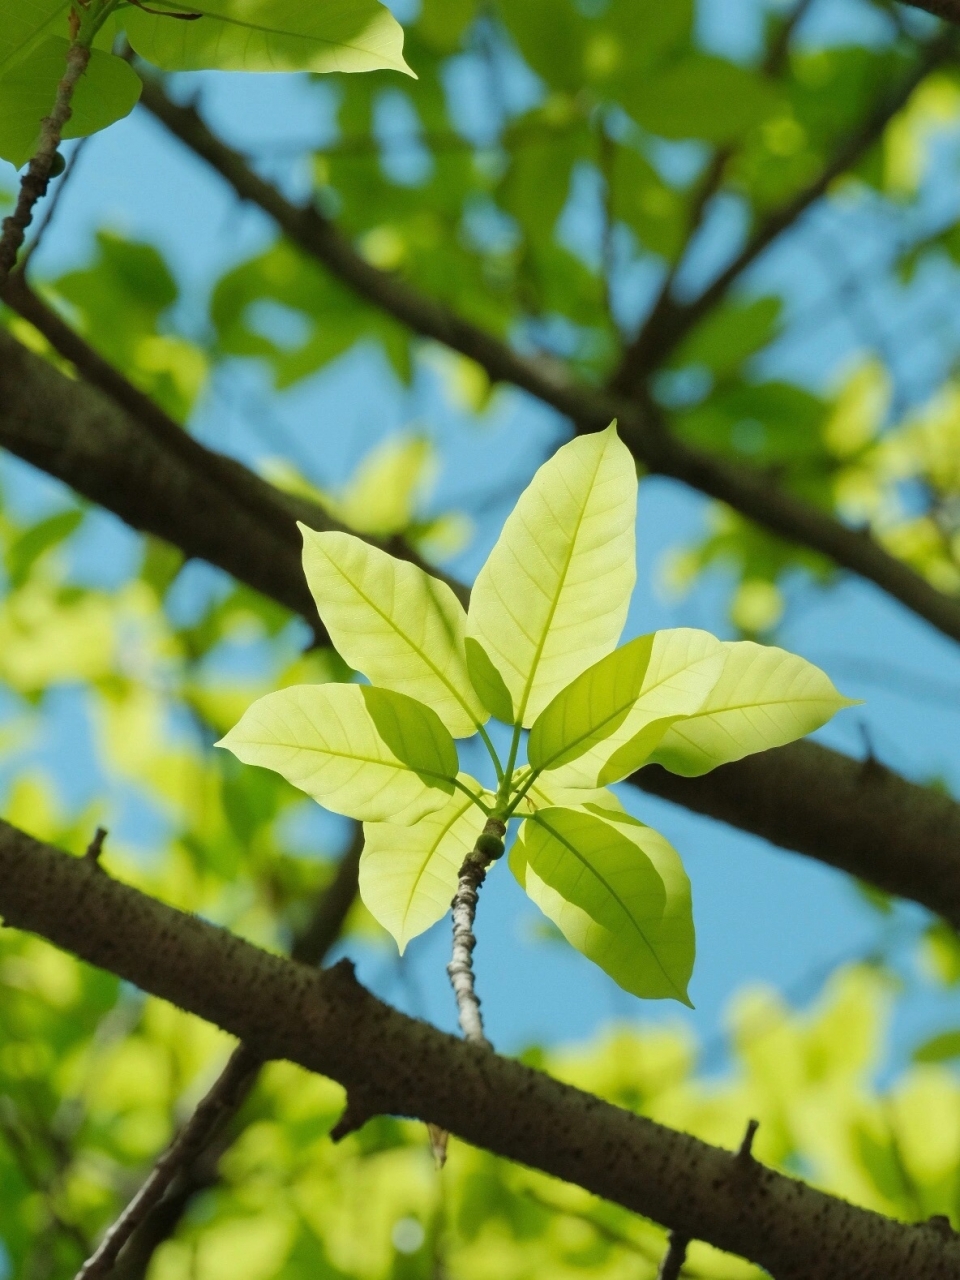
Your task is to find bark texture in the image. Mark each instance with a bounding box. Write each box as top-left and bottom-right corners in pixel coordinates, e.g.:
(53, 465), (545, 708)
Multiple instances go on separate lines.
(0, 820), (958, 1280)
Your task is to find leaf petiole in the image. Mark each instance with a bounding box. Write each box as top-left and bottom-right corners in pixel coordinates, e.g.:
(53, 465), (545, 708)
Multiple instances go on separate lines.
(476, 723), (504, 784)
(452, 776), (492, 816)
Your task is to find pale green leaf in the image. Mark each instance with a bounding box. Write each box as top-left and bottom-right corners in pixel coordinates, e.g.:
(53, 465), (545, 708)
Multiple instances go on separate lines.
(0, 39), (141, 168)
(539, 628), (725, 790)
(650, 641), (857, 777)
(464, 636), (514, 723)
(216, 682), (457, 823)
(513, 806), (693, 1003)
(300, 527), (486, 738)
(360, 774), (490, 952)
(123, 0), (413, 76)
(326, 434), (433, 536)
(467, 425), (637, 728)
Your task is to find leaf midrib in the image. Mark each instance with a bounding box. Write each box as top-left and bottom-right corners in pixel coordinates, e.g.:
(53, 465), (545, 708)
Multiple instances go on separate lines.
(516, 448), (606, 725)
(530, 812), (680, 998)
(141, 0), (394, 58)
(263, 737), (455, 785)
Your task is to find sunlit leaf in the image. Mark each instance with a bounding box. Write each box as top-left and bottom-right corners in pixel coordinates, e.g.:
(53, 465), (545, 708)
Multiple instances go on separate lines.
(216, 682), (457, 823)
(360, 774), (489, 951)
(513, 806), (692, 1003)
(0, 39), (141, 167)
(649, 641), (856, 777)
(467, 425), (637, 728)
(0, 0), (68, 77)
(300, 527), (485, 738)
(123, 0), (414, 76)
(540, 628), (725, 789)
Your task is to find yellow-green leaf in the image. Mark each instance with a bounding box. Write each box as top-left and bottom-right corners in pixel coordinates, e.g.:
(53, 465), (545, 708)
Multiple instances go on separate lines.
(0, 39), (141, 168)
(467, 424), (637, 727)
(123, 0), (413, 76)
(216, 682), (457, 823)
(300, 527), (486, 738)
(360, 775), (490, 952)
(650, 641), (857, 777)
(540, 628), (725, 790)
(513, 805), (692, 1003)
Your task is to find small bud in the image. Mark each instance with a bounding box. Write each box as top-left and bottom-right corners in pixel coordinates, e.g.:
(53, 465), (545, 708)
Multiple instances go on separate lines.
(49, 151), (66, 178)
(476, 832), (505, 861)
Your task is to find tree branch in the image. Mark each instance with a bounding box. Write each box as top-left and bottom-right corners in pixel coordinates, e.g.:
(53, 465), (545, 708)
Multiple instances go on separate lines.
(610, 29), (957, 392)
(0, 43), (90, 287)
(132, 74), (960, 652)
(3, 329), (960, 922)
(74, 830), (362, 1280)
(0, 820), (957, 1280)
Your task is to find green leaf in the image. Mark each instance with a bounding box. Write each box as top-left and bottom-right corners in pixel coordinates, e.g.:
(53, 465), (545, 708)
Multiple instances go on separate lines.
(216, 682), (457, 823)
(300, 527), (486, 739)
(123, 0), (414, 76)
(467, 425), (637, 728)
(913, 1030), (960, 1064)
(538, 628), (725, 790)
(0, 39), (141, 168)
(0, 0), (68, 78)
(624, 54), (778, 142)
(513, 806), (693, 1003)
(464, 637), (514, 724)
(360, 774), (489, 951)
(649, 641), (856, 777)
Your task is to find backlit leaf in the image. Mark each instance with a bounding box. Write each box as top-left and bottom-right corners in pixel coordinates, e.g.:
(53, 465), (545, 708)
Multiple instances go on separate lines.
(512, 805), (692, 1003)
(542, 628), (725, 790)
(360, 774), (489, 951)
(300, 527), (485, 738)
(467, 425), (637, 727)
(216, 682), (457, 823)
(123, 0), (413, 76)
(649, 641), (856, 777)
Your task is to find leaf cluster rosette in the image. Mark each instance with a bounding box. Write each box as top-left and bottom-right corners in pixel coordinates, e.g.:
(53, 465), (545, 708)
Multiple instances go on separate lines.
(219, 425), (855, 1004)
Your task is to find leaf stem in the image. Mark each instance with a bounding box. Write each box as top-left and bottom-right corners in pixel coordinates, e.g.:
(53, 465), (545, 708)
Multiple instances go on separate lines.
(476, 722), (504, 784)
(504, 766), (541, 817)
(451, 776), (492, 815)
(446, 816), (505, 1047)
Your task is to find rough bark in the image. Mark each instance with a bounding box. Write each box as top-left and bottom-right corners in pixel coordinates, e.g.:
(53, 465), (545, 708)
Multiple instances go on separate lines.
(0, 820), (957, 1280)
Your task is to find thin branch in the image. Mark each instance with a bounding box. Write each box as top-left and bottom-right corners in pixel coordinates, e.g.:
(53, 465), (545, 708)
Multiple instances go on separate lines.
(762, 0), (819, 77)
(74, 830), (362, 1280)
(17, 137), (89, 274)
(447, 818), (505, 1047)
(657, 1231), (690, 1280)
(2, 820), (960, 1280)
(610, 28), (958, 393)
(0, 42), (90, 287)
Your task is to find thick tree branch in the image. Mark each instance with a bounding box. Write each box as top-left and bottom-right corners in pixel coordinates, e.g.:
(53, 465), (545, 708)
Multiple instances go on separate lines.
(610, 29), (957, 392)
(133, 75), (960, 652)
(3, 329), (960, 923)
(0, 821), (957, 1280)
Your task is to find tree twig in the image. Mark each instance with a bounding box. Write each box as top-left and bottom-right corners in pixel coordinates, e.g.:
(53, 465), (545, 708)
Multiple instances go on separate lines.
(73, 830), (362, 1280)
(447, 817), (504, 1047)
(657, 1231), (690, 1280)
(0, 43), (90, 287)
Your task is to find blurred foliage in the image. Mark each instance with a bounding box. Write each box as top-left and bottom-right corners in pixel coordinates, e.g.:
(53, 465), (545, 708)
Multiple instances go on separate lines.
(2, 0), (960, 1271)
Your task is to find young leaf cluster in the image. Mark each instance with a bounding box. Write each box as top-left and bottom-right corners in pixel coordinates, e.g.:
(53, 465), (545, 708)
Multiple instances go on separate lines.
(220, 425), (855, 1005)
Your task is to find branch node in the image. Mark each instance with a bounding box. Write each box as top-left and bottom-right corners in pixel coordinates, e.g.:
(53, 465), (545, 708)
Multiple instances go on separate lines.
(83, 827), (107, 867)
(656, 1230), (690, 1280)
(923, 1214), (955, 1238)
(330, 1087), (380, 1143)
(736, 1118), (760, 1164)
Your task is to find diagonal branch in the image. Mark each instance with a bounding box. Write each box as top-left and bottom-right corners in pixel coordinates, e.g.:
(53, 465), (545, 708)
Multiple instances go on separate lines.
(4, 327), (960, 924)
(0, 819), (958, 1280)
(609, 28), (958, 392)
(133, 74), (960, 652)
